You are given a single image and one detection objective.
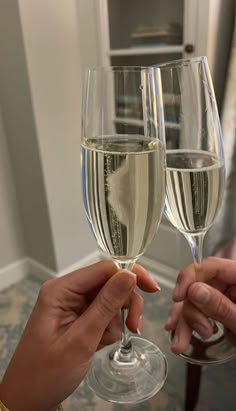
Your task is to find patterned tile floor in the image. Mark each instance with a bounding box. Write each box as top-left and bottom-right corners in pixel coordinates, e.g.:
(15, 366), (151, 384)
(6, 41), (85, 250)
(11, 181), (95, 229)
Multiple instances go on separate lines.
(0, 275), (236, 410)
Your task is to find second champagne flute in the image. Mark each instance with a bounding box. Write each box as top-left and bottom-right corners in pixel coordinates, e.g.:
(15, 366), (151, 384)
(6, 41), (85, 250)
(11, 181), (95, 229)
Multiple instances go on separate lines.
(159, 56), (236, 365)
(81, 66), (167, 403)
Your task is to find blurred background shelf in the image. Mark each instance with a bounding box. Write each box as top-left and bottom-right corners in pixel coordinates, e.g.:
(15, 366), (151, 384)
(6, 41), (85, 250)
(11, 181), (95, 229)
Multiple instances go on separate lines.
(113, 117), (144, 127)
(109, 45), (184, 57)
(97, 0), (232, 114)
(96, 0), (234, 269)
(113, 116), (180, 130)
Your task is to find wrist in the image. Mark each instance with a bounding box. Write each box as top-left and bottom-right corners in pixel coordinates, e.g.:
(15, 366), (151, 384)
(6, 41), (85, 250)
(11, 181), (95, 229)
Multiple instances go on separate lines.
(0, 399), (63, 411)
(0, 384), (63, 411)
(0, 382), (26, 411)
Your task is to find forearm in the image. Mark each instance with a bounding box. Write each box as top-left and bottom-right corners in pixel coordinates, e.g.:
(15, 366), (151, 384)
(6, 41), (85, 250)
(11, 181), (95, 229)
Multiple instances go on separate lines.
(0, 401), (62, 411)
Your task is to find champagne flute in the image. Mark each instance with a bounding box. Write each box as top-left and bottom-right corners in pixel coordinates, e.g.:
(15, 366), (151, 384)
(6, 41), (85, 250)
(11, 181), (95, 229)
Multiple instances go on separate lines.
(158, 56), (235, 364)
(81, 66), (167, 403)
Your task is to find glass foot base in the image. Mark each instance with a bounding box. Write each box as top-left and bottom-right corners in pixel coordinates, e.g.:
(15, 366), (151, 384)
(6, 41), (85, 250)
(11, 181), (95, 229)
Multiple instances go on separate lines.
(86, 336), (168, 404)
(171, 322), (236, 365)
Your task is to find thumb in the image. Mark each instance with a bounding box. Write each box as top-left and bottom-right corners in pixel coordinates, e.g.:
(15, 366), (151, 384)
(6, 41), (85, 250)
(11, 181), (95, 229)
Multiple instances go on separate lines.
(75, 270), (136, 348)
(188, 282), (236, 335)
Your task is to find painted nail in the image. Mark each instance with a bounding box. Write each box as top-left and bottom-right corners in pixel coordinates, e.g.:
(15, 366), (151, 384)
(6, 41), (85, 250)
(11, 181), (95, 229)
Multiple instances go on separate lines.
(121, 270), (137, 279)
(137, 315), (143, 335)
(116, 270), (137, 292)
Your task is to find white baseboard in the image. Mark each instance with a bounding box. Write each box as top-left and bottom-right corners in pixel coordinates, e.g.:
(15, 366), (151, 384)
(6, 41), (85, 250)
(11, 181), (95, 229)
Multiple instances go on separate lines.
(0, 251), (101, 292)
(30, 251), (177, 289)
(28, 258), (57, 282)
(0, 251), (177, 292)
(57, 250), (101, 277)
(0, 258), (29, 291)
(29, 250), (101, 283)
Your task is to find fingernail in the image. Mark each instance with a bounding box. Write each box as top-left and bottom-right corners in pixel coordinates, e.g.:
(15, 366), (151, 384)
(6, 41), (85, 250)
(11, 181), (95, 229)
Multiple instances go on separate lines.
(137, 315), (143, 335)
(192, 323), (211, 339)
(191, 284), (210, 304)
(148, 276), (161, 290)
(116, 270), (136, 291)
(121, 270), (136, 277)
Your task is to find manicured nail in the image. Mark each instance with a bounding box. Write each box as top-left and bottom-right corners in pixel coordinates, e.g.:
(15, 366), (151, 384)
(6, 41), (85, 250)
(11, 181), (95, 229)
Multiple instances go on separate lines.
(121, 270), (136, 278)
(191, 284), (210, 304)
(149, 276), (161, 291)
(116, 270), (136, 291)
(137, 316), (143, 335)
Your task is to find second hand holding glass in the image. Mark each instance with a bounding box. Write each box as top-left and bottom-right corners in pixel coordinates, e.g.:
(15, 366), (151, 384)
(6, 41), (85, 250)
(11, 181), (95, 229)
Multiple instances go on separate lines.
(81, 66), (167, 403)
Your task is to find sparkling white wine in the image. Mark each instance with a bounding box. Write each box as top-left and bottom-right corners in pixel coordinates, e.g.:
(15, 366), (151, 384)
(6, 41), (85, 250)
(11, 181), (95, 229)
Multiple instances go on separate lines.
(164, 150), (225, 234)
(82, 135), (165, 262)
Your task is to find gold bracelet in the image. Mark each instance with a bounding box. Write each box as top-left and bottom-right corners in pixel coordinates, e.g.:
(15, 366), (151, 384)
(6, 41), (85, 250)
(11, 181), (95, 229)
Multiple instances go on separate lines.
(0, 401), (9, 411)
(0, 400), (63, 411)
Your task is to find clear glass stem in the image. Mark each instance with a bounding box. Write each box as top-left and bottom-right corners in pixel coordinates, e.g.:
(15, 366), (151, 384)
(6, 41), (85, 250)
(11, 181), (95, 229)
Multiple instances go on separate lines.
(113, 260), (136, 362)
(185, 232), (206, 281)
(121, 309), (131, 348)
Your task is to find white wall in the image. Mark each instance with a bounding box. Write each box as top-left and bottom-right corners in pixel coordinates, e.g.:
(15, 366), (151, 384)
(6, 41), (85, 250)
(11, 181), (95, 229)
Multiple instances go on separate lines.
(0, 0), (57, 270)
(0, 108), (25, 269)
(17, 0), (98, 271)
(195, 0), (235, 113)
(0, 0), (99, 277)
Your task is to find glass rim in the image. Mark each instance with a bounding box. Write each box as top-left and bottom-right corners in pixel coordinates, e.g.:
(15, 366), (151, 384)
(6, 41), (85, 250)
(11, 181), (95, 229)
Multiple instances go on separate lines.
(154, 55), (207, 70)
(87, 65), (156, 73)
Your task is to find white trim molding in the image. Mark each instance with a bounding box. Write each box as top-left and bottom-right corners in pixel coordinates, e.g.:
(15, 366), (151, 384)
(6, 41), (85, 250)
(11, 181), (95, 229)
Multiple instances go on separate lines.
(29, 250), (101, 282)
(28, 258), (57, 282)
(0, 258), (29, 291)
(0, 251), (177, 292)
(58, 250), (101, 277)
(0, 251), (101, 292)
